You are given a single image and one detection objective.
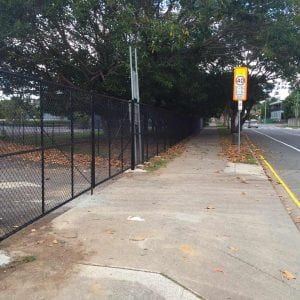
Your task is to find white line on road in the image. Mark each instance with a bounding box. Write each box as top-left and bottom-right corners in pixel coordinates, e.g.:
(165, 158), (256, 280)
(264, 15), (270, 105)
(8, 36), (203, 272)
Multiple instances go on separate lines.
(252, 129), (300, 153)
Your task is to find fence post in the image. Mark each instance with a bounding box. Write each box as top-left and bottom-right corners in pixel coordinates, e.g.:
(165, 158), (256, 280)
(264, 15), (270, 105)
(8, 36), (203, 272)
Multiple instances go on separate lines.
(163, 120), (167, 151)
(40, 82), (45, 214)
(52, 121), (54, 144)
(12, 121), (14, 142)
(121, 104), (124, 172)
(140, 105), (144, 163)
(97, 119), (100, 155)
(70, 91), (74, 198)
(35, 124), (38, 146)
(156, 118), (159, 156)
(22, 121), (25, 145)
(91, 93), (96, 194)
(146, 110), (149, 161)
(108, 101), (111, 177)
(131, 99), (135, 170)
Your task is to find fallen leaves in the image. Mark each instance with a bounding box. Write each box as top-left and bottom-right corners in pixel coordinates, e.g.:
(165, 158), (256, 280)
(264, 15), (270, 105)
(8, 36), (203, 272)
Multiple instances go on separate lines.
(104, 229), (115, 235)
(228, 246), (239, 252)
(294, 216), (300, 223)
(213, 268), (224, 273)
(1, 141), (125, 169)
(129, 236), (146, 242)
(281, 270), (296, 280)
(219, 132), (257, 164)
(180, 244), (196, 256)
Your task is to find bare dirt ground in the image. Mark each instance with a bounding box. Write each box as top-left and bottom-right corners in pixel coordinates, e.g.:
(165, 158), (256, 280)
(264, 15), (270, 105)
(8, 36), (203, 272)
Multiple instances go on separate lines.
(0, 213), (84, 298)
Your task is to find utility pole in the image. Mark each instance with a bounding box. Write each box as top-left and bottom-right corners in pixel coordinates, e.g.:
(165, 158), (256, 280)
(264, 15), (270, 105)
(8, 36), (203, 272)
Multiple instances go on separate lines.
(129, 46), (142, 165)
(264, 100), (267, 124)
(295, 90), (300, 118)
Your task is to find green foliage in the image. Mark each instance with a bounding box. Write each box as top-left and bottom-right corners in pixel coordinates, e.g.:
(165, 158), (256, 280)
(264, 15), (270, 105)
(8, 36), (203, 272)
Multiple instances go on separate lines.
(284, 89), (300, 118)
(0, 0), (299, 118)
(0, 97), (38, 120)
(21, 255), (36, 263)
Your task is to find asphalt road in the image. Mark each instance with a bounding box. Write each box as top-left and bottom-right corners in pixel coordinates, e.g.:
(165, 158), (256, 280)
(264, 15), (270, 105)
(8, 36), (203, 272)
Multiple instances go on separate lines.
(245, 124), (300, 200)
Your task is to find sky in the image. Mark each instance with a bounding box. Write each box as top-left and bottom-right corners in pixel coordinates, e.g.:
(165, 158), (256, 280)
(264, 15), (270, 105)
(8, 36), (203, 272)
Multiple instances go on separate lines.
(269, 80), (290, 100)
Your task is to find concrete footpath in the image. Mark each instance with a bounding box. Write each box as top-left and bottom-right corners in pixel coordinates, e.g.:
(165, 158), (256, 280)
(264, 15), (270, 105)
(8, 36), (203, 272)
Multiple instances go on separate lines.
(1, 127), (300, 300)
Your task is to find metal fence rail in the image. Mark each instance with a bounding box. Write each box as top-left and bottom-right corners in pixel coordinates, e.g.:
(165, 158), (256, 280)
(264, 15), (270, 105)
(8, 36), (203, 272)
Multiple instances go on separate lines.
(0, 70), (197, 240)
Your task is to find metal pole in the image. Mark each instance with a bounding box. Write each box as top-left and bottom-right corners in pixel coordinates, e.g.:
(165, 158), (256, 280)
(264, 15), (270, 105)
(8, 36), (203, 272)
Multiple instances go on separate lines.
(129, 46), (135, 100)
(90, 93), (95, 194)
(131, 99), (135, 170)
(40, 82), (45, 214)
(108, 109), (111, 178)
(35, 123), (38, 146)
(134, 48), (142, 164)
(129, 46), (137, 165)
(97, 119), (100, 155)
(70, 91), (74, 198)
(238, 110), (241, 153)
(264, 100), (267, 124)
(22, 120), (25, 145)
(52, 121), (54, 144)
(121, 104), (124, 172)
(12, 121), (14, 142)
(156, 119), (159, 156)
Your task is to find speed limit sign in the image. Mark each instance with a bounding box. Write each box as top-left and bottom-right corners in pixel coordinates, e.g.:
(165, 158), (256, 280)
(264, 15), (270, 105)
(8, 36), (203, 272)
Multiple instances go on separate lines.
(233, 67), (248, 101)
(236, 76), (245, 85)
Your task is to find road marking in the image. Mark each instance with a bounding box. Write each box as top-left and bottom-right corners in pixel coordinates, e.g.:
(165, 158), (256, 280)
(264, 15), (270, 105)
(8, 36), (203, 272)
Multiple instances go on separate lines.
(260, 155), (300, 208)
(252, 129), (300, 153)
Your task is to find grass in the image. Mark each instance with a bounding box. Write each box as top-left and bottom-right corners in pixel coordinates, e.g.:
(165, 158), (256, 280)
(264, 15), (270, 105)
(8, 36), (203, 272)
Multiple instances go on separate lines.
(144, 157), (168, 172)
(1, 255), (37, 271)
(217, 126), (230, 136)
(144, 143), (186, 172)
(21, 256), (36, 263)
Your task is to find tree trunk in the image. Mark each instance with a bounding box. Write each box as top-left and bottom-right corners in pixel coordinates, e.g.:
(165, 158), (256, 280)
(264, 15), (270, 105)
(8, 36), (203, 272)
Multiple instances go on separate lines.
(230, 111), (239, 133)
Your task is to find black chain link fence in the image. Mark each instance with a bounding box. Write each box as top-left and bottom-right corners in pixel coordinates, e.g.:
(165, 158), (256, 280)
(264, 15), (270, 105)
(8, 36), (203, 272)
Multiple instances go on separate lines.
(0, 70), (198, 240)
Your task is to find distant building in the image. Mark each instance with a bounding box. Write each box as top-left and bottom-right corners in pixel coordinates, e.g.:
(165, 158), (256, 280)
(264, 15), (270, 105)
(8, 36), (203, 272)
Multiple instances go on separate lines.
(43, 113), (68, 121)
(270, 100), (284, 121)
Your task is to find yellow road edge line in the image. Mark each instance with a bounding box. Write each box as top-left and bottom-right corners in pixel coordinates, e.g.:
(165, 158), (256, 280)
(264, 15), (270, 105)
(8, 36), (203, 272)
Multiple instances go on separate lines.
(259, 155), (300, 208)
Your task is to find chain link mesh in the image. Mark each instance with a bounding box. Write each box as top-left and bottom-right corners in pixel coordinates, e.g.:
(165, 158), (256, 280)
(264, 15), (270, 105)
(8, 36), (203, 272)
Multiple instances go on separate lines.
(0, 70), (196, 240)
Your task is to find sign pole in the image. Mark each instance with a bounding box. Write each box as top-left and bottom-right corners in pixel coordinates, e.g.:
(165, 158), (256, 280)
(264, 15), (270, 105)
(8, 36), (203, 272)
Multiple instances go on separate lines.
(233, 66), (248, 153)
(238, 101), (242, 153)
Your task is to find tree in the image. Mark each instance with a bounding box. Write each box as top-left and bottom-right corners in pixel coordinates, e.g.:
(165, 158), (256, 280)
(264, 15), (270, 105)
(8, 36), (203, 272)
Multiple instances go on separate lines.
(0, 0), (299, 124)
(284, 89), (300, 119)
(0, 97), (38, 121)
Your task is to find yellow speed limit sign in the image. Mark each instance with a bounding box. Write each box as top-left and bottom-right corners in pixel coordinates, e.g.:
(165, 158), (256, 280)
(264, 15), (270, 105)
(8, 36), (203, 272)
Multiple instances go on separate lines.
(233, 67), (248, 101)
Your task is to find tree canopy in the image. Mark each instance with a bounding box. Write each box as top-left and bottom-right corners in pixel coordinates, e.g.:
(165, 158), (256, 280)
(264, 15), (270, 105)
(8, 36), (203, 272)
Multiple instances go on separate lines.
(0, 0), (299, 122)
(284, 88), (300, 118)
